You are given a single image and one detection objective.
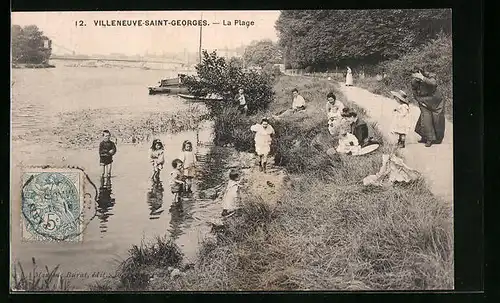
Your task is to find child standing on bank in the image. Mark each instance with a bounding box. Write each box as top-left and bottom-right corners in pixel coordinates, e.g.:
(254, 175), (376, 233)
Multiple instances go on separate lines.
(149, 139), (165, 183)
(179, 140), (196, 193)
(170, 159), (185, 204)
(390, 90), (411, 148)
(99, 130), (117, 187)
(236, 88), (248, 115)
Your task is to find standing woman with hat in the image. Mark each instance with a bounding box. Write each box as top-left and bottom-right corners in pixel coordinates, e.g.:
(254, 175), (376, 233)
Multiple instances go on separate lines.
(411, 70), (445, 147)
(390, 90), (411, 148)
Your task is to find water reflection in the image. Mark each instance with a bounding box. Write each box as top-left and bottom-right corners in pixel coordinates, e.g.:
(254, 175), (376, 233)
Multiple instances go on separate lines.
(168, 203), (184, 241)
(147, 181), (165, 220)
(168, 189), (197, 241)
(96, 183), (116, 235)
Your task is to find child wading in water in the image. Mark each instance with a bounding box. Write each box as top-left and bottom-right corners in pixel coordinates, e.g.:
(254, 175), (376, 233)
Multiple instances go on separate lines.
(170, 159), (185, 204)
(390, 90), (411, 148)
(99, 130), (117, 187)
(149, 139), (165, 183)
(179, 140), (196, 193)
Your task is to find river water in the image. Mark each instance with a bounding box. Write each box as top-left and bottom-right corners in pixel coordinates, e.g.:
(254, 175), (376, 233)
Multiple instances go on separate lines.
(10, 66), (224, 290)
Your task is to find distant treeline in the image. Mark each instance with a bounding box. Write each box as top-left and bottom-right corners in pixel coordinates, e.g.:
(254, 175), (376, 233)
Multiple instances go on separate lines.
(12, 25), (52, 64)
(275, 9), (451, 70)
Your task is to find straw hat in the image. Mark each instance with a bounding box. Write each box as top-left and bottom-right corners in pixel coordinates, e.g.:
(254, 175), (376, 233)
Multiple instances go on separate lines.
(390, 90), (409, 104)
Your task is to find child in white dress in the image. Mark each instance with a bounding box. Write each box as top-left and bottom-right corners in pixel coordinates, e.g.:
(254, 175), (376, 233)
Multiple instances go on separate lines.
(336, 128), (361, 155)
(250, 118), (275, 173)
(221, 169), (242, 218)
(149, 139), (165, 183)
(179, 140), (196, 192)
(390, 90), (411, 148)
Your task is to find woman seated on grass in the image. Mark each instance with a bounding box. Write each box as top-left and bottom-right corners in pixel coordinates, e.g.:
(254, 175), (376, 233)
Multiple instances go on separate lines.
(326, 92), (345, 120)
(341, 108), (370, 147)
(291, 88), (306, 112)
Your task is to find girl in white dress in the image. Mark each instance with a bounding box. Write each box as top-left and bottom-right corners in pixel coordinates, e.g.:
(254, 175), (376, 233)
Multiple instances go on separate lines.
(250, 118), (275, 173)
(336, 128), (361, 155)
(390, 90), (411, 148)
(149, 139), (165, 183)
(179, 140), (196, 192)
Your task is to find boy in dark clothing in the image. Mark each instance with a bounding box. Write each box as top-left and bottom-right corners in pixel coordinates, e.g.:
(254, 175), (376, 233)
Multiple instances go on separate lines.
(99, 130), (117, 187)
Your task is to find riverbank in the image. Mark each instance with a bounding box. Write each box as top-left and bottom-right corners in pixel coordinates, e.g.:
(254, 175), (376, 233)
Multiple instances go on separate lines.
(98, 75), (453, 291)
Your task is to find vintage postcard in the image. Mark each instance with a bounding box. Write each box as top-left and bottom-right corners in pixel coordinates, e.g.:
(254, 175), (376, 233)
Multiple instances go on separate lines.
(10, 10), (454, 291)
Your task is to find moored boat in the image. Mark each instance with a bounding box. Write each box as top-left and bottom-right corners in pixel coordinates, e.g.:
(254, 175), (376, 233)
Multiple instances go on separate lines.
(148, 74), (188, 95)
(177, 93), (225, 102)
(149, 86), (189, 95)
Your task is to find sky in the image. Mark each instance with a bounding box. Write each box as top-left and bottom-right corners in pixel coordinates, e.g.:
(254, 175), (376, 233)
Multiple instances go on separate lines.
(11, 11), (281, 56)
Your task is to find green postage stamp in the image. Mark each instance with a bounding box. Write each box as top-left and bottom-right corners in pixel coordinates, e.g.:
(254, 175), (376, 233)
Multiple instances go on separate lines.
(20, 167), (96, 242)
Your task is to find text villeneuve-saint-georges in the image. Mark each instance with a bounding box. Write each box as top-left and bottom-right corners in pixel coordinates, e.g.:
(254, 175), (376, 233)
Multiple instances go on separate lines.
(88, 19), (255, 28)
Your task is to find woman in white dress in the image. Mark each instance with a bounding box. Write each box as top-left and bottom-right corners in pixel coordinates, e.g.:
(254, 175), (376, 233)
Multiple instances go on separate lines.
(250, 118), (275, 173)
(345, 66), (354, 86)
(326, 92), (345, 135)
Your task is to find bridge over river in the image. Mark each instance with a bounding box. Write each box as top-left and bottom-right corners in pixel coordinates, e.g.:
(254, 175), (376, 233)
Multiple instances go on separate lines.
(50, 55), (190, 70)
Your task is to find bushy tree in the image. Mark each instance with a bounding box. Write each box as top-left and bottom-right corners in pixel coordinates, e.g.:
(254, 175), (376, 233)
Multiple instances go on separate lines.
(243, 39), (282, 68)
(12, 25), (52, 64)
(182, 50), (275, 115)
(275, 9), (451, 69)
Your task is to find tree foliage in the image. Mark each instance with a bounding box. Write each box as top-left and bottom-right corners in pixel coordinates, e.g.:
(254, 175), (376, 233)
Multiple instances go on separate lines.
(182, 50), (275, 115)
(243, 39), (282, 68)
(12, 25), (52, 64)
(275, 9), (451, 69)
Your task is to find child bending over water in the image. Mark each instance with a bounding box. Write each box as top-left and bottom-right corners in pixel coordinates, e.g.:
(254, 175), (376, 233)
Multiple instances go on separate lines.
(221, 169), (242, 218)
(179, 140), (196, 193)
(170, 159), (185, 204)
(149, 139), (165, 182)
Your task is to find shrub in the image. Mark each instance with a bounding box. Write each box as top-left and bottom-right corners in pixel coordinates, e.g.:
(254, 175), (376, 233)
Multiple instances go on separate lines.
(262, 64), (283, 83)
(183, 50), (275, 115)
(213, 106), (254, 151)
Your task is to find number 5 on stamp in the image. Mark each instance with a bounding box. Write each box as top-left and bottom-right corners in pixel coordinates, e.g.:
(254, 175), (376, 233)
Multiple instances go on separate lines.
(21, 168), (87, 242)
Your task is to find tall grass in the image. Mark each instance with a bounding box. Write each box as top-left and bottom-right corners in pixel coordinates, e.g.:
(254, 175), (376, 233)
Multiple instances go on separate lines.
(11, 257), (71, 291)
(116, 235), (183, 290)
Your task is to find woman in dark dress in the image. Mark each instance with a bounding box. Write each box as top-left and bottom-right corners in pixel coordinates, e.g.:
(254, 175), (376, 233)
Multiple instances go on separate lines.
(411, 71), (446, 147)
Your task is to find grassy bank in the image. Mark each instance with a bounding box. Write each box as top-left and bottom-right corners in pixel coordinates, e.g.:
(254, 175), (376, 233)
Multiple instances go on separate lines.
(107, 75), (453, 291)
(354, 34), (453, 121)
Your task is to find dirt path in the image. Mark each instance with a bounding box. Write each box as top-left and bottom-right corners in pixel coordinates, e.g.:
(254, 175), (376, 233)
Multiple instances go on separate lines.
(337, 83), (453, 203)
